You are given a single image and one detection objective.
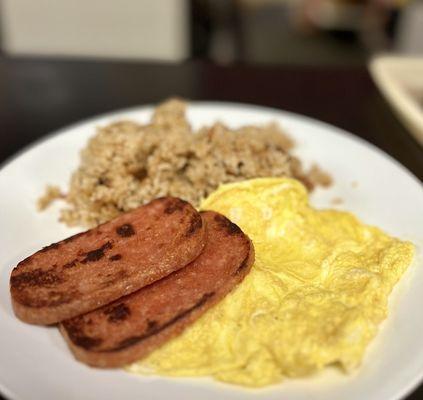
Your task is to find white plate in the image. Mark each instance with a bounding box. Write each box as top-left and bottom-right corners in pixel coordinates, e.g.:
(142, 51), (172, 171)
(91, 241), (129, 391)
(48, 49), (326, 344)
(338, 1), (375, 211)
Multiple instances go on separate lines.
(0, 103), (422, 400)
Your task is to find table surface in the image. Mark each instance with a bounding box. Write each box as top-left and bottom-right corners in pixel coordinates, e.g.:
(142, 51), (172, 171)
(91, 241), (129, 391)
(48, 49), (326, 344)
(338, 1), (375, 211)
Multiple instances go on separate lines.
(0, 56), (422, 400)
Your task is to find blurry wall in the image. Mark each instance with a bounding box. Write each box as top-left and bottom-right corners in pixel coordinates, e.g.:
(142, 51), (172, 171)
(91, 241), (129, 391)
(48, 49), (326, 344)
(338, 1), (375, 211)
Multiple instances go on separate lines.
(396, 0), (423, 54)
(1, 0), (189, 61)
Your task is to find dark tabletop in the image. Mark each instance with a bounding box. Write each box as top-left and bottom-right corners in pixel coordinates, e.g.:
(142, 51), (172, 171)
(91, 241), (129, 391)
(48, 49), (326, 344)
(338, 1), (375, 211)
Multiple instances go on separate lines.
(0, 56), (422, 399)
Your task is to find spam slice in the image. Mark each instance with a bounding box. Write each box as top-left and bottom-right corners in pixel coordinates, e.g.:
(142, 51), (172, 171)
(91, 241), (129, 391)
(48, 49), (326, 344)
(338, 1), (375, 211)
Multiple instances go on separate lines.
(59, 210), (254, 368)
(10, 197), (206, 325)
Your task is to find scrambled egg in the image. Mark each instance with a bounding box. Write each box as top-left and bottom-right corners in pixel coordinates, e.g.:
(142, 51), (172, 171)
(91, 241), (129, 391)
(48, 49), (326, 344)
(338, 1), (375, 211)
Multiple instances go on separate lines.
(128, 178), (414, 387)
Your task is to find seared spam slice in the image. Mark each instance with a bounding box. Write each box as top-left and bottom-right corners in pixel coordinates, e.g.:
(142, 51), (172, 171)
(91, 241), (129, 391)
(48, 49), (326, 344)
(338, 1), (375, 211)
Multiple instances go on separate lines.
(59, 210), (254, 368)
(10, 197), (206, 325)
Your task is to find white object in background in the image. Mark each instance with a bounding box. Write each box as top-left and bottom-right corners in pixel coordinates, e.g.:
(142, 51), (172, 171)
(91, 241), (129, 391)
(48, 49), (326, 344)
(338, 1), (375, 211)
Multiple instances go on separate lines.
(370, 55), (423, 146)
(1, 0), (189, 61)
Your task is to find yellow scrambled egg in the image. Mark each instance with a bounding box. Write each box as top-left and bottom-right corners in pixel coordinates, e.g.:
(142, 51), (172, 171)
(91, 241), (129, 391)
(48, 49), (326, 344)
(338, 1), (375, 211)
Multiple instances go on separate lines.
(127, 178), (414, 387)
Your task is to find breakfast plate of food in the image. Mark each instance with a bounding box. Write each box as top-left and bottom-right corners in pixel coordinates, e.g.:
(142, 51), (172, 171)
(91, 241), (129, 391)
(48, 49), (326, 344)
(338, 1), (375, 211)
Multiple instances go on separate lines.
(0, 100), (422, 400)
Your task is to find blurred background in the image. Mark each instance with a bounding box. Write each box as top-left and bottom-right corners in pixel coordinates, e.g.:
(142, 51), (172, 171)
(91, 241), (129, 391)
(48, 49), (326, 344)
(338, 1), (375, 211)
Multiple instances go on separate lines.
(0, 0), (421, 65)
(0, 0), (422, 163)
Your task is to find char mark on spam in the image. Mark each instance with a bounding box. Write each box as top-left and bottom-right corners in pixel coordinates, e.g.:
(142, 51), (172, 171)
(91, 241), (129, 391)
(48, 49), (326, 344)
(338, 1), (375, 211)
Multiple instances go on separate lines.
(186, 213), (203, 237)
(63, 259), (78, 269)
(235, 253), (251, 275)
(100, 292), (215, 352)
(104, 303), (131, 323)
(116, 224), (135, 237)
(19, 289), (79, 308)
(81, 242), (113, 264)
(147, 319), (158, 331)
(109, 254), (122, 261)
(73, 336), (103, 350)
(64, 319), (103, 349)
(39, 242), (60, 253)
(164, 198), (187, 214)
(10, 268), (63, 291)
(99, 270), (129, 289)
(213, 214), (242, 235)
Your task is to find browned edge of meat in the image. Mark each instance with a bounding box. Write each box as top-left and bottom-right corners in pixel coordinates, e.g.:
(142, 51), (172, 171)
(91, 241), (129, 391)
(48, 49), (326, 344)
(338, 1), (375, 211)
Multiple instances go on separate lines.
(59, 210), (254, 368)
(10, 197), (206, 325)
